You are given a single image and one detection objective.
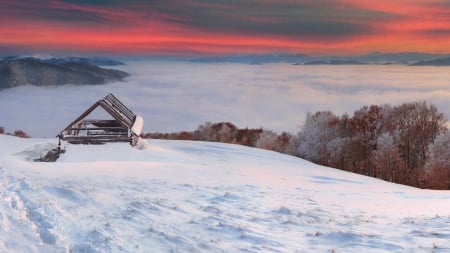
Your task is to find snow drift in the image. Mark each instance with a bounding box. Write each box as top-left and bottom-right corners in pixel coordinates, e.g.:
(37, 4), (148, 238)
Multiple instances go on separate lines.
(1, 134), (450, 252)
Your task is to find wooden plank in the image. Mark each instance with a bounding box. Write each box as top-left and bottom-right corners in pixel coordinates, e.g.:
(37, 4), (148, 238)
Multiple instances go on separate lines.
(104, 94), (136, 121)
(66, 127), (127, 131)
(104, 95), (134, 121)
(86, 130), (128, 136)
(99, 101), (134, 128)
(34, 148), (66, 162)
(63, 135), (131, 144)
(84, 120), (123, 127)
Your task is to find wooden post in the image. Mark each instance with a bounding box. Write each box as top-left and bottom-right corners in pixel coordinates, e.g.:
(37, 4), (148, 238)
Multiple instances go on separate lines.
(57, 134), (62, 155)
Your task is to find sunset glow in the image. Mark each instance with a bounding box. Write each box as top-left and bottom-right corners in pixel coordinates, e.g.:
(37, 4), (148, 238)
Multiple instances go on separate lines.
(1, 0), (450, 56)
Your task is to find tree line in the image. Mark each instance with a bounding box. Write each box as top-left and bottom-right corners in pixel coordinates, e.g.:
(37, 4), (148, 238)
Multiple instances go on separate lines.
(144, 101), (450, 190)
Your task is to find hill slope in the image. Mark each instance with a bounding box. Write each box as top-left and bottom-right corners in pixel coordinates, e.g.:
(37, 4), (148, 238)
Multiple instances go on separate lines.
(1, 135), (449, 252)
(1, 56), (125, 66)
(0, 59), (129, 89)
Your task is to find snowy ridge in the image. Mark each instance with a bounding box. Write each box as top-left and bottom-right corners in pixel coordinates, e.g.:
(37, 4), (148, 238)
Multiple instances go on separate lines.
(1, 135), (450, 252)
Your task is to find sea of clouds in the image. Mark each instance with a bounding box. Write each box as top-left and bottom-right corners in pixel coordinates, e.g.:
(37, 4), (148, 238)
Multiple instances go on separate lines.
(1, 61), (449, 137)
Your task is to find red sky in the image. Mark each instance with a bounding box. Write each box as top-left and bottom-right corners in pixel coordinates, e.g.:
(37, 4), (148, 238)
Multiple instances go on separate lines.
(1, 0), (450, 56)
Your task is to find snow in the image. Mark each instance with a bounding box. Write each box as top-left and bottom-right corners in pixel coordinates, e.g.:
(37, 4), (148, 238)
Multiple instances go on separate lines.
(1, 134), (450, 252)
(131, 115), (144, 136)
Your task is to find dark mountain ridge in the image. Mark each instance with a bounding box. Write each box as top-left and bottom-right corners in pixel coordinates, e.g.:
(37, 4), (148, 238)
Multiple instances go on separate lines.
(1, 56), (125, 66)
(190, 52), (450, 65)
(409, 57), (450, 66)
(0, 58), (129, 90)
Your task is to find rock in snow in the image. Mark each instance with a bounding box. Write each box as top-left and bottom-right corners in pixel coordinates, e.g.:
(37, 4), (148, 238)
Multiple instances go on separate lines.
(1, 134), (450, 252)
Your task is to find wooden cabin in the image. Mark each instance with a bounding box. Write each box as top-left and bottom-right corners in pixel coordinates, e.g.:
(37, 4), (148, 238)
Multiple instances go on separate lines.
(58, 93), (143, 146)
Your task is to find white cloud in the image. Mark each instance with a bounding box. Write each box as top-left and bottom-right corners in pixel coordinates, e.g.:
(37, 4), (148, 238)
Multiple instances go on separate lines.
(0, 61), (449, 137)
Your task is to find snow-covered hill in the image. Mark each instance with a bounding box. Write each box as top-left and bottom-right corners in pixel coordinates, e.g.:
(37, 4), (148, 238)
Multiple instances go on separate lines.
(1, 135), (450, 252)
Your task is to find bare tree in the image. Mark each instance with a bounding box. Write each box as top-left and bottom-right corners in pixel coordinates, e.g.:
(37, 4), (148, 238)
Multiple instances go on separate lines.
(255, 130), (280, 152)
(389, 102), (446, 186)
(298, 111), (340, 164)
(423, 131), (450, 189)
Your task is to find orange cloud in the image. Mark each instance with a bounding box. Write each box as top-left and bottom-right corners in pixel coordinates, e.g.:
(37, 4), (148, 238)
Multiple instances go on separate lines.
(1, 0), (450, 56)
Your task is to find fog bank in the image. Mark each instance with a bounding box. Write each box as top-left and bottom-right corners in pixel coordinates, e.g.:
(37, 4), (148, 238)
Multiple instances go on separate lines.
(1, 61), (449, 137)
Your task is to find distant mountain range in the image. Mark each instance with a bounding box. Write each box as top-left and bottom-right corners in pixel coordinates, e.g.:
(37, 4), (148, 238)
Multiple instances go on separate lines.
(303, 60), (367, 65)
(409, 57), (450, 66)
(191, 53), (309, 64)
(190, 52), (450, 65)
(0, 58), (129, 90)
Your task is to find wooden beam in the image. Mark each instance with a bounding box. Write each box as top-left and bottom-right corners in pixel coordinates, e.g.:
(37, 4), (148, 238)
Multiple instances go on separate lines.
(104, 94), (136, 122)
(60, 101), (101, 135)
(99, 101), (134, 128)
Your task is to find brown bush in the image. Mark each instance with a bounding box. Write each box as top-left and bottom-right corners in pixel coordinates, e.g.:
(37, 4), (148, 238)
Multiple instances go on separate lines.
(13, 130), (30, 138)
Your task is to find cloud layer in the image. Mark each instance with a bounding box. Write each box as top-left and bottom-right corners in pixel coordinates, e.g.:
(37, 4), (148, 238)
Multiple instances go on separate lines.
(1, 0), (450, 55)
(0, 61), (449, 137)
